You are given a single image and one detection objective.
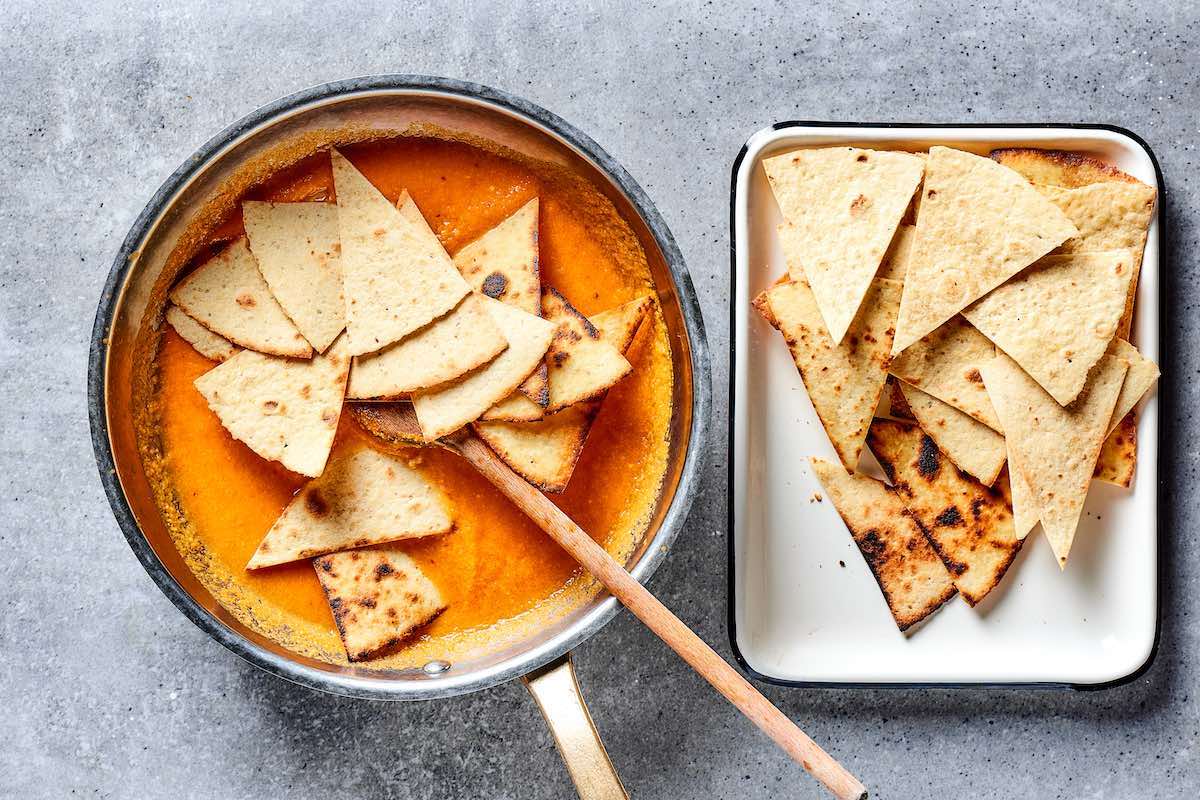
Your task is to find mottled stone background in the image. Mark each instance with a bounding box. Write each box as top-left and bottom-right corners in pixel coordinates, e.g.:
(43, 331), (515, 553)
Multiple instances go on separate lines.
(1, 1), (1196, 797)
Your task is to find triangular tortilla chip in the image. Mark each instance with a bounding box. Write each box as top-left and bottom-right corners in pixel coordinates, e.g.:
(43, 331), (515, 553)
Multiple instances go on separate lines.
(169, 237), (311, 358)
(892, 146), (1078, 352)
(1006, 440), (1040, 540)
(887, 377), (915, 420)
(331, 149), (469, 356)
(1095, 412), (1138, 488)
(452, 198), (546, 406)
(754, 278), (901, 470)
(242, 201), (345, 353)
(313, 547), (446, 662)
(474, 296), (654, 492)
(166, 304), (238, 362)
(1105, 339), (1159, 434)
(867, 418), (1022, 606)
(898, 382), (1006, 486)
(765, 147), (923, 342)
(810, 458), (956, 630)
(194, 335), (350, 477)
(247, 447), (452, 568)
(979, 352), (1128, 568)
(412, 298), (555, 440)
(888, 316), (1000, 431)
(963, 250), (1135, 406)
(991, 147), (1145, 189)
(876, 224), (916, 282)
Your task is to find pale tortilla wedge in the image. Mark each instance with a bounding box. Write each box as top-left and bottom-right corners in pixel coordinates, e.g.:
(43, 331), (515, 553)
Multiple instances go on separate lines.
(331, 149), (469, 356)
(412, 298), (555, 440)
(247, 447), (452, 569)
(242, 201), (346, 353)
(166, 304), (238, 362)
(810, 457), (956, 631)
(169, 237), (312, 358)
(963, 250), (1136, 406)
(765, 147), (923, 342)
(866, 418), (1022, 606)
(876, 224), (916, 282)
(898, 382), (1006, 486)
(888, 315), (1000, 431)
(892, 146), (1078, 353)
(194, 335), (351, 477)
(313, 547), (446, 662)
(1105, 339), (1159, 435)
(474, 296), (655, 492)
(980, 352), (1128, 568)
(754, 278), (901, 471)
(1007, 439), (1041, 540)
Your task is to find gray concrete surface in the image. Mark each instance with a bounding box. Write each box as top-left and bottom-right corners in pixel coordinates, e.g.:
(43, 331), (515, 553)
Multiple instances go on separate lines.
(1, 1), (1196, 797)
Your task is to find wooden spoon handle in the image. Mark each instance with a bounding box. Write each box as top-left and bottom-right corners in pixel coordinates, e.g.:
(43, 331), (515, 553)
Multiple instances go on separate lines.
(455, 435), (867, 800)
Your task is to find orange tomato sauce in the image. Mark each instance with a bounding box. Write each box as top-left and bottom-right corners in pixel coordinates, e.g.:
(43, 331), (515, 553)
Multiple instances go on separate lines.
(152, 137), (673, 666)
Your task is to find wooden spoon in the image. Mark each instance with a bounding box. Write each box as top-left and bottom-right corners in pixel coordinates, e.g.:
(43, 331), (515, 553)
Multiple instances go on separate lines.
(350, 403), (867, 800)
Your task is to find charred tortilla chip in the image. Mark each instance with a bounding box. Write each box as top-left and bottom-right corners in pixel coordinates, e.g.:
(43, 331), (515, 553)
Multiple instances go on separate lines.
(991, 147), (1145, 189)
(980, 352), (1128, 568)
(242, 201), (345, 353)
(893, 146), (1077, 352)
(331, 149), (469, 356)
(963, 251), (1135, 406)
(754, 278), (901, 470)
(166, 304), (238, 362)
(889, 315), (1000, 431)
(898, 382), (1006, 486)
(1095, 413), (1138, 488)
(765, 147), (923, 343)
(887, 377), (915, 420)
(194, 335), (351, 477)
(247, 447), (452, 569)
(170, 237), (312, 358)
(314, 547), (446, 662)
(810, 457), (956, 630)
(867, 418), (1022, 606)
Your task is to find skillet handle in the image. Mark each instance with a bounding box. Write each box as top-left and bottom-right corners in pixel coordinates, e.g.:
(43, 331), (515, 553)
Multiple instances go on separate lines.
(522, 654), (628, 800)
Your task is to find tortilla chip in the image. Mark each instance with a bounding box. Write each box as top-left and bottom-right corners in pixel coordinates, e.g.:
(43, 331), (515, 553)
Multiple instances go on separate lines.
(474, 296), (654, 492)
(247, 447), (452, 569)
(242, 201), (345, 353)
(892, 146), (1078, 352)
(412, 298), (555, 440)
(194, 335), (351, 477)
(765, 147), (923, 342)
(1006, 439), (1040, 540)
(889, 316), (1000, 431)
(898, 382), (1006, 486)
(991, 147), (1144, 189)
(313, 548), (446, 662)
(963, 250), (1135, 406)
(979, 352), (1128, 568)
(876, 224), (916, 282)
(867, 418), (1022, 606)
(1095, 412), (1138, 488)
(887, 378), (915, 420)
(1105, 339), (1159, 434)
(331, 149), (469, 356)
(754, 278), (900, 470)
(166, 304), (238, 362)
(169, 237), (312, 358)
(809, 457), (956, 630)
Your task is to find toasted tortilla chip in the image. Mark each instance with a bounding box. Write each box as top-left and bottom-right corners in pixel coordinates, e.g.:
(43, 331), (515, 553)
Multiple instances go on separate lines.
(331, 149), (470, 355)
(892, 146), (1078, 352)
(1095, 413), (1138, 488)
(412, 298), (555, 440)
(887, 378), (915, 420)
(991, 147), (1145, 189)
(474, 296), (654, 491)
(876, 224), (916, 282)
(248, 447), (452, 569)
(963, 250), (1135, 406)
(810, 457), (956, 630)
(765, 147), (923, 342)
(888, 316), (1000, 431)
(1106, 339), (1159, 434)
(1006, 440), (1040, 540)
(867, 418), (1022, 606)
(166, 304), (238, 362)
(169, 237), (311, 358)
(314, 548), (446, 662)
(242, 201), (345, 353)
(754, 278), (900, 470)
(194, 335), (350, 477)
(898, 382), (1006, 486)
(980, 352), (1128, 568)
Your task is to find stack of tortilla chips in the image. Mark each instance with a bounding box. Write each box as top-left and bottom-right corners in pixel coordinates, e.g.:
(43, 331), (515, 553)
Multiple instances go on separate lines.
(755, 145), (1158, 632)
(165, 148), (656, 660)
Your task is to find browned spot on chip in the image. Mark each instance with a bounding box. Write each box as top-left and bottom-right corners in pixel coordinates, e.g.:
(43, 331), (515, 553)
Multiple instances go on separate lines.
(481, 271), (509, 299)
(235, 293), (257, 308)
(304, 488), (328, 517)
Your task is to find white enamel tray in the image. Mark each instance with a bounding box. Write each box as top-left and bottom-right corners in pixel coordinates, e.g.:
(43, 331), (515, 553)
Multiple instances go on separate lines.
(729, 124), (1162, 687)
